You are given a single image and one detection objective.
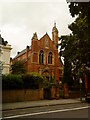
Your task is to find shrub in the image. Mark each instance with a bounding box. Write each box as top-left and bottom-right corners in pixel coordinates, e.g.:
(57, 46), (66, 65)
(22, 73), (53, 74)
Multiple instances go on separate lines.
(2, 73), (44, 90)
(22, 73), (43, 89)
(2, 74), (23, 89)
(43, 77), (55, 89)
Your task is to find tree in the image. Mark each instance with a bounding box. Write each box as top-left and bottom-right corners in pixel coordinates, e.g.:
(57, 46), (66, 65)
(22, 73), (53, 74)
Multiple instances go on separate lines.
(0, 34), (8, 46)
(60, 35), (75, 85)
(68, 2), (90, 76)
(59, 2), (90, 86)
(11, 60), (26, 74)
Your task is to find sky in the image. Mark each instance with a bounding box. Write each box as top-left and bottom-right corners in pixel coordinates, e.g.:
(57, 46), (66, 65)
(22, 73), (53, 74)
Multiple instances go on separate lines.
(0, 0), (75, 58)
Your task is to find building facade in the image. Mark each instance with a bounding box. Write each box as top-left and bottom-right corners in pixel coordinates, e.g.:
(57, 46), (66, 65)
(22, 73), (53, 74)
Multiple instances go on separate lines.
(11, 23), (63, 81)
(0, 34), (12, 75)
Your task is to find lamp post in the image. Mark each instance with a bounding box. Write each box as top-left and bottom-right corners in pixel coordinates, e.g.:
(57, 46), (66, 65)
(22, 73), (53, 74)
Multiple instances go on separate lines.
(79, 78), (82, 101)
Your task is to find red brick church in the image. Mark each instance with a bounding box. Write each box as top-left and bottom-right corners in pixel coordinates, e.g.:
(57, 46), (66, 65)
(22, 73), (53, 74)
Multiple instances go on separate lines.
(11, 23), (63, 82)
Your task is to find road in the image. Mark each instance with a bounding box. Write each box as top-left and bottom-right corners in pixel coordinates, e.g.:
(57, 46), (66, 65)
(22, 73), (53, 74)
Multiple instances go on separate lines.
(2, 102), (90, 119)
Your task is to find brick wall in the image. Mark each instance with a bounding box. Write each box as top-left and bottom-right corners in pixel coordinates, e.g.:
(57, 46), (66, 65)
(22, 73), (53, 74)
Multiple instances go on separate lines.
(2, 88), (44, 103)
(69, 91), (85, 98)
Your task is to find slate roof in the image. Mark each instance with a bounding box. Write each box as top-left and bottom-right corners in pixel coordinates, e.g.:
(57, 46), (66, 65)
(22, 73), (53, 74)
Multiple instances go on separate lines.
(14, 46), (31, 59)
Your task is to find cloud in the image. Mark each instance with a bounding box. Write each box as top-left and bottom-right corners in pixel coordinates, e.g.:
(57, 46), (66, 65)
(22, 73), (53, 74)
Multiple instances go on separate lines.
(0, 1), (75, 58)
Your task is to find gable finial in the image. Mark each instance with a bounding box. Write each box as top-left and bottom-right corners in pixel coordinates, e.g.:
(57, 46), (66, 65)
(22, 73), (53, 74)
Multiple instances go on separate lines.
(54, 21), (56, 27)
(32, 32), (38, 40)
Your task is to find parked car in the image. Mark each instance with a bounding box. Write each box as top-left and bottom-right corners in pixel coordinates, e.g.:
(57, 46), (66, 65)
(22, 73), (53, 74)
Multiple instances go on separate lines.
(85, 93), (90, 102)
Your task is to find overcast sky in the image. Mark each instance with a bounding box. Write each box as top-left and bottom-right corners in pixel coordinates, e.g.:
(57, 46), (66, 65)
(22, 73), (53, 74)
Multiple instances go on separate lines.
(0, 0), (75, 58)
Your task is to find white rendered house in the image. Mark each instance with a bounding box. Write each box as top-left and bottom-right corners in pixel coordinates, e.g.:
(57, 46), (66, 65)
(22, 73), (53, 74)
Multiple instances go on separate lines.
(0, 35), (12, 74)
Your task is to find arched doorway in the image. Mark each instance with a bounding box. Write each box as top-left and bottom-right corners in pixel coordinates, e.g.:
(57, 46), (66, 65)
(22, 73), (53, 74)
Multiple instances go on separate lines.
(42, 70), (50, 81)
(42, 69), (51, 99)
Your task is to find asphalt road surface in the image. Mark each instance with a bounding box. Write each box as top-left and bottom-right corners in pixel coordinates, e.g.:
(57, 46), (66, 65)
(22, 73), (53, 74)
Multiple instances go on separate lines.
(2, 103), (90, 120)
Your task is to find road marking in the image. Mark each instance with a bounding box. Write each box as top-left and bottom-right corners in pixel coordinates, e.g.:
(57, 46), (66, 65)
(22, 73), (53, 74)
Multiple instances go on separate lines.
(2, 106), (89, 119)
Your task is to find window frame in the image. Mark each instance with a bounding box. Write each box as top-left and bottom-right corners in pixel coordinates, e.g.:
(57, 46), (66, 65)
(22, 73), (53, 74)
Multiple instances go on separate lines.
(39, 50), (44, 64)
(48, 52), (53, 64)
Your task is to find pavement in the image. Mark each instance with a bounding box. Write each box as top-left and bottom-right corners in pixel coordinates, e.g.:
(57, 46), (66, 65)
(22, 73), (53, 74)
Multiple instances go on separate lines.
(2, 98), (85, 111)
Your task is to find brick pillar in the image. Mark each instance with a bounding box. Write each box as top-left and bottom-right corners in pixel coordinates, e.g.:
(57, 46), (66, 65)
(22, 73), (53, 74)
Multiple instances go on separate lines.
(50, 85), (56, 99)
(56, 87), (60, 99)
(39, 84), (44, 100)
(64, 83), (69, 98)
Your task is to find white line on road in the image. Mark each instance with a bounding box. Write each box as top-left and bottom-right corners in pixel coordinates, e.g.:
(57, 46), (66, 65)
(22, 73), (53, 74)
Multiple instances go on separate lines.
(2, 106), (89, 119)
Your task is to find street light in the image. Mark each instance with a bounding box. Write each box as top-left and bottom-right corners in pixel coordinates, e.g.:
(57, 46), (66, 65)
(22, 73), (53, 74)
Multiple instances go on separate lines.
(79, 78), (82, 101)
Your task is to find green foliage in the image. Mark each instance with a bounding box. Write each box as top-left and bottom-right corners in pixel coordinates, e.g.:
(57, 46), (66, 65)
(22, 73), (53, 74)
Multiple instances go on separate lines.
(60, 35), (75, 85)
(43, 75), (55, 89)
(11, 60), (26, 74)
(49, 75), (54, 83)
(2, 73), (44, 90)
(29, 72), (44, 84)
(62, 59), (73, 85)
(22, 73), (43, 89)
(59, 2), (90, 85)
(68, 3), (89, 18)
(2, 73), (58, 90)
(43, 79), (51, 89)
(2, 74), (23, 89)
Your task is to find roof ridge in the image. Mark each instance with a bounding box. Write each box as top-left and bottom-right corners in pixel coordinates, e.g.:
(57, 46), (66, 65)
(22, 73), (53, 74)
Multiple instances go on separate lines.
(39, 33), (51, 41)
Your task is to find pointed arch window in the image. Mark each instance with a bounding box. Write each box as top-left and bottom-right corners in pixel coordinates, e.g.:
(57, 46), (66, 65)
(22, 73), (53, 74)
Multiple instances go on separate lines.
(48, 52), (52, 64)
(39, 50), (44, 64)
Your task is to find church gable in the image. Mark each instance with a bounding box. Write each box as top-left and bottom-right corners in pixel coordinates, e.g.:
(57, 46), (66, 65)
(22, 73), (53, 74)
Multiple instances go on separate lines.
(39, 33), (55, 49)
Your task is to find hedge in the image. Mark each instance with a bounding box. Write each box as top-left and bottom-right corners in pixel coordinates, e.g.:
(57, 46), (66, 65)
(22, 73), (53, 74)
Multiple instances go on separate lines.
(2, 74), (23, 89)
(2, 73), (44, 90)
(22, 73), (43, 89)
